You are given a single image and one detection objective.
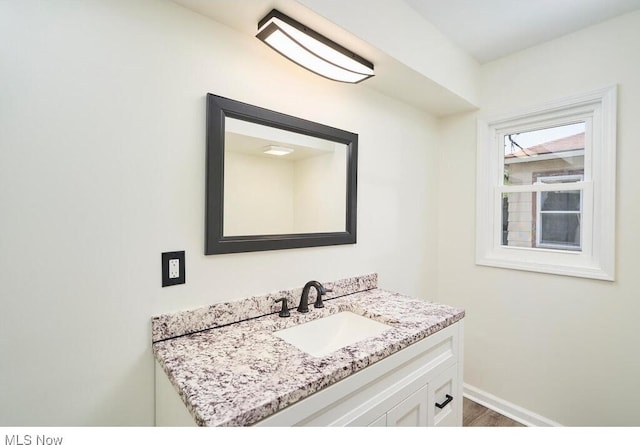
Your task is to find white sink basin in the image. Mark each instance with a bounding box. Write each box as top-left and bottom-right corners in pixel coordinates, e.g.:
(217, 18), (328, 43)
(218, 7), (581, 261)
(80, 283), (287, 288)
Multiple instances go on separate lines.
(273, 311), (392, 358)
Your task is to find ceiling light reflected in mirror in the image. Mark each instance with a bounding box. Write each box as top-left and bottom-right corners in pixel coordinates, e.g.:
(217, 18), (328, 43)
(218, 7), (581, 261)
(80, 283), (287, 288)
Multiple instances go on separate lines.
(263, 146), (294, 156)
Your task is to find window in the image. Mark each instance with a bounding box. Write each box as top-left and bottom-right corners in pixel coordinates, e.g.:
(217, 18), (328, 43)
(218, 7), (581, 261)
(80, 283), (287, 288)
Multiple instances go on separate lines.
(476, 86), (617, 280)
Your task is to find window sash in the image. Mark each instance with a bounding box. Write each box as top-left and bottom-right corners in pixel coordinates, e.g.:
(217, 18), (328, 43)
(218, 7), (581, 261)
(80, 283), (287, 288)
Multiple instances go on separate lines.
(494, 181), (592, 255)
(497, 117), (593, 186)
(535, 174), (584, 249)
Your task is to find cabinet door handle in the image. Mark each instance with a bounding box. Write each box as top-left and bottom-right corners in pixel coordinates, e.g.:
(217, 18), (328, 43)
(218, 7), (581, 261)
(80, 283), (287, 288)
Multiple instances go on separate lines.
(435, 394), (453, 409)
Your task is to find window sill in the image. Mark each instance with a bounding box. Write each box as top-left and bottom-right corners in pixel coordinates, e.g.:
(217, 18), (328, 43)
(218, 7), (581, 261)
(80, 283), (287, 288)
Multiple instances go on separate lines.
(476, 248), (614, 281)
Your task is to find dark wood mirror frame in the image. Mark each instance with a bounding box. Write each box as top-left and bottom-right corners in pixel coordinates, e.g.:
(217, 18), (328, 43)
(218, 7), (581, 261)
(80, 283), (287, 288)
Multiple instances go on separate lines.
(205, 94), (358, 255)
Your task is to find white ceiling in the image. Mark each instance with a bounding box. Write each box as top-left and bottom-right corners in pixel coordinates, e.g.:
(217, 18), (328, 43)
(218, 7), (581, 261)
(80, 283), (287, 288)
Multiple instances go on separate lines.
(170, 0), (640, 114)
(170, 0), (479, 115)
(404, 0), (640, 63)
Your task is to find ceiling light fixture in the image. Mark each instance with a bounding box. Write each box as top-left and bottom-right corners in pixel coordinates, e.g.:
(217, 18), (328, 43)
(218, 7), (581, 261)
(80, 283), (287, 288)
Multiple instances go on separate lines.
(256, 9), (374, 84)
(263, 145), (294, 156)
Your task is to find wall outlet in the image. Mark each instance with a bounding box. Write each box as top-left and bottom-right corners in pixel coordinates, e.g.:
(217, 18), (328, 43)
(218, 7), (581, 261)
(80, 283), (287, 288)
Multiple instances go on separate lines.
(168, 259), (180, 279)
(162, 251), (185, 287)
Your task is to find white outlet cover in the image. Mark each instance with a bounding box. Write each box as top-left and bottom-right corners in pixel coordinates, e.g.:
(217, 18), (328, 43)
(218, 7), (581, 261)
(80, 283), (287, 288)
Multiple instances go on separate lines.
(168, 259), (180, 278)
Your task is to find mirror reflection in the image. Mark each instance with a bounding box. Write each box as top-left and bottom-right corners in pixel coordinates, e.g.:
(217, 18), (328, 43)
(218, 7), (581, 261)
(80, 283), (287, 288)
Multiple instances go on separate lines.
(224, 118), (347, 236)
(205, 93), (357, 255)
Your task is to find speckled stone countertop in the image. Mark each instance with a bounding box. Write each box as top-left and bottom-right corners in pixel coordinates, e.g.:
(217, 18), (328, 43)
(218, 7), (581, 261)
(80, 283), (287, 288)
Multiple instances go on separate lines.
(152, 274), (465, 427)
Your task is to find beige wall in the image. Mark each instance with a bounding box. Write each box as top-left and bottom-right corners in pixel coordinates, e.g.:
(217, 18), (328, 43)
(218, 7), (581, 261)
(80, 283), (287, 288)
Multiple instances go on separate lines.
(0, 1), (440, 425)
(224, 149), (346, 236)
(438, 11), (640, 425)
(224, 151), (296, 236)
(293, 150), (346, 234)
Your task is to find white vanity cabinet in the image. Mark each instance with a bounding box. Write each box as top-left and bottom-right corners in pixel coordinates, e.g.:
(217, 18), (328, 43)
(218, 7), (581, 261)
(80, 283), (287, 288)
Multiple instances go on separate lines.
(261, 320), (463, 427)
(370, 365), (459, 428)
(155, 320), (463, 427)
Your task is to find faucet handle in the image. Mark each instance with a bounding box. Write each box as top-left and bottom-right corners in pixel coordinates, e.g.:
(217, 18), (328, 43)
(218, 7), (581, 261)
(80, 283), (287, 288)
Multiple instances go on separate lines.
(275, 297), (290, 318)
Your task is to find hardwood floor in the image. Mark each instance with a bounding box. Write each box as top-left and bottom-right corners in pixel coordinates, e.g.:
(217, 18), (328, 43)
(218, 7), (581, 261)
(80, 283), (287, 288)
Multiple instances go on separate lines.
(463, 398), (525, 427)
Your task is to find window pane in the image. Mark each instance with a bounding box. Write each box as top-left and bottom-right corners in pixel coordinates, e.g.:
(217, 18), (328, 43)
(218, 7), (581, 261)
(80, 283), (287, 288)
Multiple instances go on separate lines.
(503, 122), (585, 185)
(501, 191), (582, 251)
(540, 190), (581, 211)
(540, 214), (581, 248)
(501, 192), (535, 248)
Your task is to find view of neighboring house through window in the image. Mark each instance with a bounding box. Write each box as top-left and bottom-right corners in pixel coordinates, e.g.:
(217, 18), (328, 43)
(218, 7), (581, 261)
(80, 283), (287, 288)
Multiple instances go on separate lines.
(502, 122), (585, 251)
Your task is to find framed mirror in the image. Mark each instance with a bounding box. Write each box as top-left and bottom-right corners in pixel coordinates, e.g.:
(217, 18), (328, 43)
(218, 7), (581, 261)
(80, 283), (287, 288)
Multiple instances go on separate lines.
(205, 94), (358, 254)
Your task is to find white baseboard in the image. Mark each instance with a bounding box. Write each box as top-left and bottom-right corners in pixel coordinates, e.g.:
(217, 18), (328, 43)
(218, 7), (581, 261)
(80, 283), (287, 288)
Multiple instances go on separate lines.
(463, 383), (562, 427)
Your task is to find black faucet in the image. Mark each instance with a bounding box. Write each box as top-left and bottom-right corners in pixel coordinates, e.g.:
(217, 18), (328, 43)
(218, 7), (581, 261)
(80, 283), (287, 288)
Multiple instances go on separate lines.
(297, 280), (327, 313)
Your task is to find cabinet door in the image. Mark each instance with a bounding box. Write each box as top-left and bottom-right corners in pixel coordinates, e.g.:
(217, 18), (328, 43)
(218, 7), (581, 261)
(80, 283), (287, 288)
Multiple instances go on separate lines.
(428, 364), (459, 427)
(368, 414), (387, 427)
(386, 385), (429, 426)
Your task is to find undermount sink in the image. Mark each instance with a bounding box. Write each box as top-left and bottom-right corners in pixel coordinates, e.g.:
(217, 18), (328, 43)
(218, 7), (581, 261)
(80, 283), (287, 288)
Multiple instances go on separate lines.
(273, 311), (392, 358)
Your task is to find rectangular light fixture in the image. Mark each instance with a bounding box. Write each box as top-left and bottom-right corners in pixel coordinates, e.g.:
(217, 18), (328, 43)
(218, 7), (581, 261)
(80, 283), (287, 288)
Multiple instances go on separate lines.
(256, 9), (374, 84)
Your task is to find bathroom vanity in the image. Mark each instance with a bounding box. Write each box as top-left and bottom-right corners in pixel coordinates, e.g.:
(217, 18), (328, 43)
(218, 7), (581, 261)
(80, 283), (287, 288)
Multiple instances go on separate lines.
(152, 274), (464, 426)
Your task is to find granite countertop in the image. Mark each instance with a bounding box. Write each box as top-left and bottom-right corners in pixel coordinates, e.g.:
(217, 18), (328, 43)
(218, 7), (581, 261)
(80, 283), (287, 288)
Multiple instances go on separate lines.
(152, 277), (464, 427)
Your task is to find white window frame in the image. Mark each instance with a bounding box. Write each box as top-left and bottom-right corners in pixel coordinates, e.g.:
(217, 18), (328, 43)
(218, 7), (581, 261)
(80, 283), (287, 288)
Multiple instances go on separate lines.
(476, 85), (617, 280)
